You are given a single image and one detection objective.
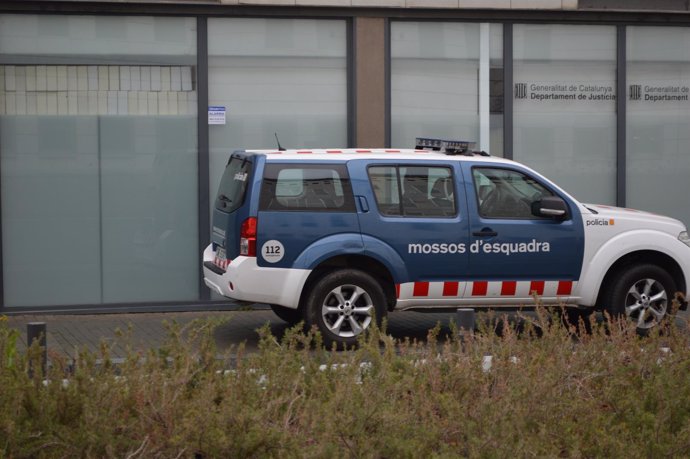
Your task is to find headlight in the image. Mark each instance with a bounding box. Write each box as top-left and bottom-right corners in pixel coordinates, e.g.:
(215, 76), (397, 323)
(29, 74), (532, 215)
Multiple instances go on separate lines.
(679, 231), (690, 247)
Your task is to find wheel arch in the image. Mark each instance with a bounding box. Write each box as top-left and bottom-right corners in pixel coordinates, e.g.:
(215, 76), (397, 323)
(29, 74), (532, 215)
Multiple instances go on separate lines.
(594, 250), (686, 309)
(298, 254), (397, 312)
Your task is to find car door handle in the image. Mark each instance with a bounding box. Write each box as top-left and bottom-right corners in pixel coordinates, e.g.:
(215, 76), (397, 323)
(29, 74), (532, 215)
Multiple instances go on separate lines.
(473, 230), (498, 237)
(356, 196), (369, 213)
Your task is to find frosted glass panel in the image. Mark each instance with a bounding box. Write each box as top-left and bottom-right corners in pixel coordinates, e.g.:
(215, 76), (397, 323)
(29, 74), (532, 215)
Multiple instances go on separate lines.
(391, 22), (480, 149)
(392, 22), (480, 60)
(1, 117), (101, 306)
(0, 14), (198, 307)
(628, 27), (690, 63)
(627, 27), (690, 226)
(100, 117), (198, 303)
(209, 19), (344, 58)
(0, 15), (196, 63)
(514, 25), (617, 205)
(208, 18), (347, 209)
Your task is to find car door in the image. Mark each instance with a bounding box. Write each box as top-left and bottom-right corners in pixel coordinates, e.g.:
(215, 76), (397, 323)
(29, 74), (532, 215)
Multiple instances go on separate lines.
(461, 162), (584, 300)
(349, 159), (471, 293)
(256, 162), (361, 269)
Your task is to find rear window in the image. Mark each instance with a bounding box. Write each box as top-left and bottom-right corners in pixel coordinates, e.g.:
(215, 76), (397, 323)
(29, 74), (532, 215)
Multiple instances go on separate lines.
(215, 156), (252, 213)
(259, 164), (356, 212)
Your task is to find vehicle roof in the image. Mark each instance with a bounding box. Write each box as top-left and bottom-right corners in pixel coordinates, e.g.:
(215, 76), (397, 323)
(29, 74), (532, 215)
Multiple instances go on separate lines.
(240, 148), (513, 164)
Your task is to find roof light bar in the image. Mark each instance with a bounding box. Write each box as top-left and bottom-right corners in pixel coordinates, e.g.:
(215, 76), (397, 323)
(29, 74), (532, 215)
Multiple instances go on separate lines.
(414, 137), (477, 155)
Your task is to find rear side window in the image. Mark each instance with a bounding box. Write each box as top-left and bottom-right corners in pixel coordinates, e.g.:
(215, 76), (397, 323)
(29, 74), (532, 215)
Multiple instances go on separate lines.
(215, 156), (252, 213)
(259, 164), (356, 212)
(368, 165), (456, 217)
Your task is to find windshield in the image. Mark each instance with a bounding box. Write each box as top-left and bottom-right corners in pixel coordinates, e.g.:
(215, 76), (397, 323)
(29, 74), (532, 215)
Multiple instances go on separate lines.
(215, 156), (252, 213)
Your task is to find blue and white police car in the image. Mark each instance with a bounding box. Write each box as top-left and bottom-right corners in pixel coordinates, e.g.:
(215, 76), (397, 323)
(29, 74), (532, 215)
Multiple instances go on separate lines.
(203, 138), (690, 347)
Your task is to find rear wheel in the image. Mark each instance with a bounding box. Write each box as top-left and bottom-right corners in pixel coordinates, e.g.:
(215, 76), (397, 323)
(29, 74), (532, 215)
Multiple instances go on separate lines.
(603, 264), (676, 333)
(304, 269), (386, 348)
(269, 304), (303, 326)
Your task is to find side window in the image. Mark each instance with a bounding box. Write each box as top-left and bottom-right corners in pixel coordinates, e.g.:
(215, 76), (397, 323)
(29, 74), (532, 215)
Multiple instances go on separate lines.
(259, 164), (355, 212)
(473, 167), (554, 219)
(368, 165), (456, 217)
(368, 166), (401, 216)
(274, 169), (304, 198)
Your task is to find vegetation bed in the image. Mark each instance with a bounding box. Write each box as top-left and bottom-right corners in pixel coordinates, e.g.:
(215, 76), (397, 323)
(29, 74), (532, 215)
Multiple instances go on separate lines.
(1, 312), (690, 458)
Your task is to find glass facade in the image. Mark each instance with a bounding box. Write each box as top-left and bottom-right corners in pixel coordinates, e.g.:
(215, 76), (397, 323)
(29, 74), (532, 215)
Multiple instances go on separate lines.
(207, 18), (348, 206)
(0, 15), (198, 306)
(513, 25), (617, 205)
(627, 26), (690, 225)
(1, 10), (690, 311)
(391, 22), (503, 155)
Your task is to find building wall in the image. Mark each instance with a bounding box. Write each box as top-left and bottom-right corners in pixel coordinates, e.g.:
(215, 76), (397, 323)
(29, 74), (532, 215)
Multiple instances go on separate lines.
(1, 1), (690, 311)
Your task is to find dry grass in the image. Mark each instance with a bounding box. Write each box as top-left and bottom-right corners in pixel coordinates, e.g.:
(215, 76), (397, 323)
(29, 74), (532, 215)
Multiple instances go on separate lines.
(1, 310), (690, 458)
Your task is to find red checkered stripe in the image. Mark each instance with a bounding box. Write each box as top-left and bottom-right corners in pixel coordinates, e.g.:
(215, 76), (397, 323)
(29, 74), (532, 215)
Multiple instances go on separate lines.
(213, 255), (230, 270)
(395, 280), (575, 299)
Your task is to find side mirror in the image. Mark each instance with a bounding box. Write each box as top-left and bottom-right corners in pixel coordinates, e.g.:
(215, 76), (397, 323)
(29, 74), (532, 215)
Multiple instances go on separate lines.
(531, 196), (568, 219)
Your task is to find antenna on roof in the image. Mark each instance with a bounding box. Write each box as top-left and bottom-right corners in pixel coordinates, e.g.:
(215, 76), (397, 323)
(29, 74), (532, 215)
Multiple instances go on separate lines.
(274, 133), (286, 151)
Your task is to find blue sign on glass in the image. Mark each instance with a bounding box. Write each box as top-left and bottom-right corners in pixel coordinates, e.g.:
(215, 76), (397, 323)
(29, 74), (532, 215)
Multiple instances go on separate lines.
(208, 106), (226, 125)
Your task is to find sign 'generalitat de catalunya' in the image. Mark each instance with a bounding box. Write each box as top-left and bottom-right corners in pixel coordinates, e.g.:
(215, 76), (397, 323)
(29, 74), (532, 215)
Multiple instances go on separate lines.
(515, 82), (616, 102)
(515, 81), (690, 103)
(628, 84), (690, 102)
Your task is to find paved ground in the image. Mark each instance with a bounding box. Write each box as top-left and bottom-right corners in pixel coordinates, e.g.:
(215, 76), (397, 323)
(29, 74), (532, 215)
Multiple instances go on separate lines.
(6, 307), (689, 361)
(5, 308), (461, 359)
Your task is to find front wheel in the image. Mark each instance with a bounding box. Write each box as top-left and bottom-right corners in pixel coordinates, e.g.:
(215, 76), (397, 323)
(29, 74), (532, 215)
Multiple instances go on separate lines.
(304, 269), (387, 348)
(602, 264), (677, 333)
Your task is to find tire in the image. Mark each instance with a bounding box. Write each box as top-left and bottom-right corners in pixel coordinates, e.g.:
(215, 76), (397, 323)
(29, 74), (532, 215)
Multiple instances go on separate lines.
(269, 304), (303, 326)
(304, 269), (387, 348)
(602, 264), (676, 333)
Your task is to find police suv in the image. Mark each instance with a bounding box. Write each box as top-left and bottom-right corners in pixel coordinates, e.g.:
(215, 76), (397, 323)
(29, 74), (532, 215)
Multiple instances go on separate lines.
(203, 138), (690, 347)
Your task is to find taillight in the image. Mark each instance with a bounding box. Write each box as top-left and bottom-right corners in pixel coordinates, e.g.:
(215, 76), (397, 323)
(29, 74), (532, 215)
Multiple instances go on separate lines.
(240, 217), (257, 257)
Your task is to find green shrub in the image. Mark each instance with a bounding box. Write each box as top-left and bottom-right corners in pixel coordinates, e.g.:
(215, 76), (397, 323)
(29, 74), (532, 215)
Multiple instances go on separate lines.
(1, 311), (690, 458)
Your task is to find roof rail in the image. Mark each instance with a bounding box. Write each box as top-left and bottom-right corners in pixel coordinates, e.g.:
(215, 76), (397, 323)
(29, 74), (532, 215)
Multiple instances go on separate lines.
(414, 137), (488, 156)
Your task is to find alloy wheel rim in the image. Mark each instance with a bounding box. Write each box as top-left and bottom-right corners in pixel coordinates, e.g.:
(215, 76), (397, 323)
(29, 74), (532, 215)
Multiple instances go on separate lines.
(321, 284), (374, 338)
(624, 278), (668, 329)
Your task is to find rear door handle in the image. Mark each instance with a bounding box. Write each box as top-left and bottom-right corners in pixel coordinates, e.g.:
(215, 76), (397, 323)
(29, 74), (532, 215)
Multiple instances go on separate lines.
(356, 196), (369, 213)
(473, 230), (498, 237)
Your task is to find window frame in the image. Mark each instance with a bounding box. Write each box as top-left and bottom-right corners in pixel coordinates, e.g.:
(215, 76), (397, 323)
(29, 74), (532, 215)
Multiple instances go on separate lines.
(471, 165), (562, 220)
(367, 163), (458, 218)
(259, 162), (356, 213)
